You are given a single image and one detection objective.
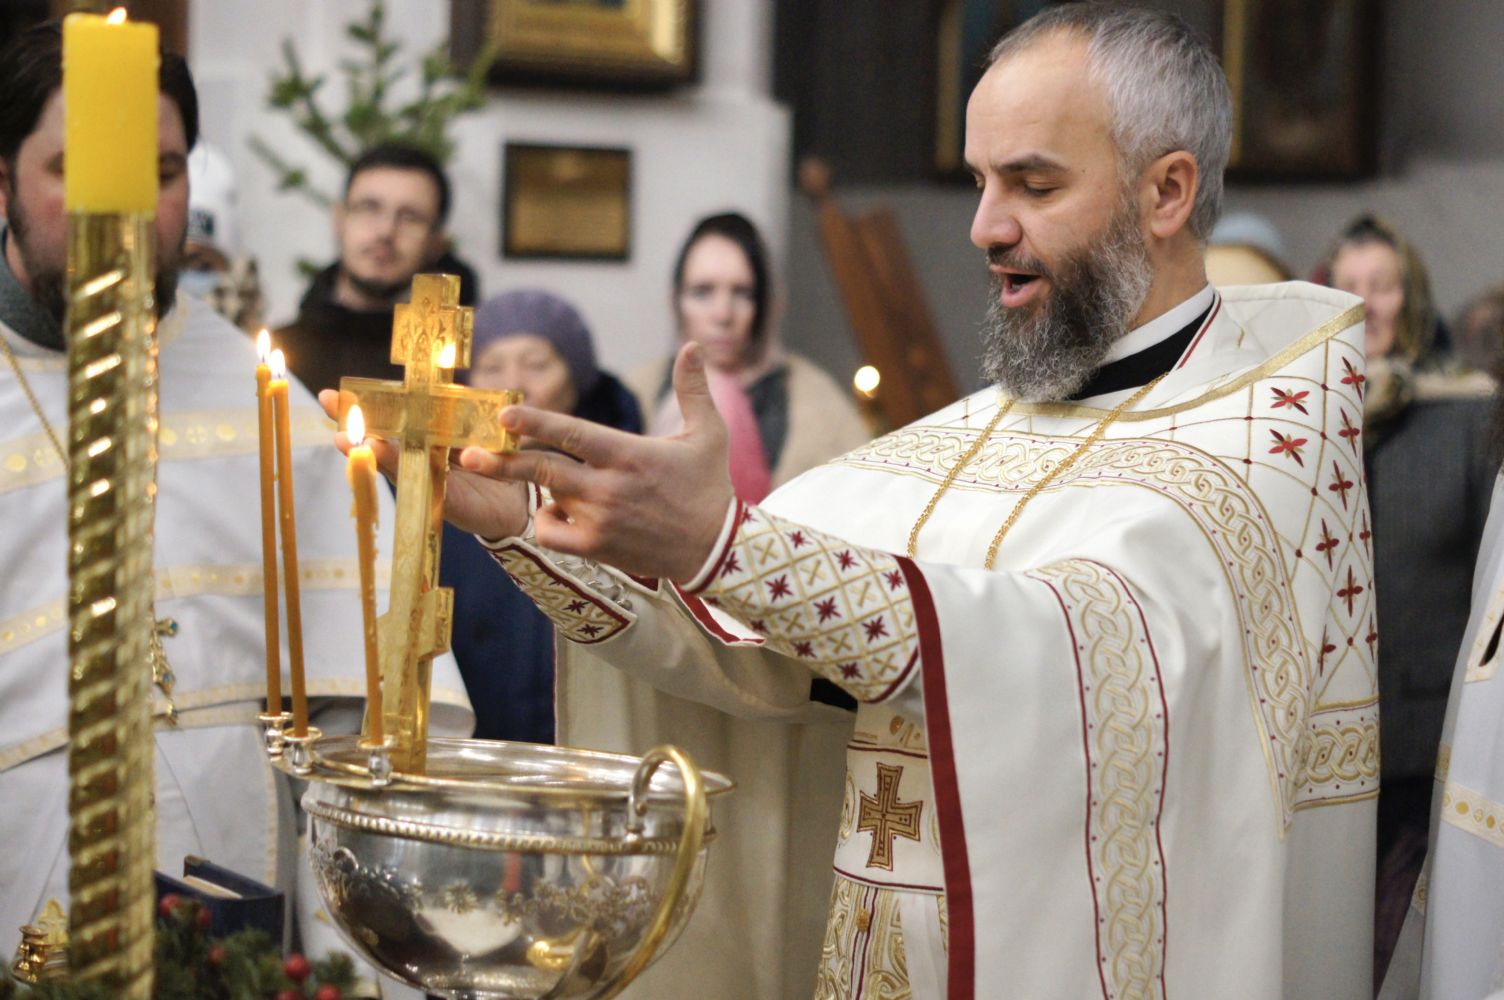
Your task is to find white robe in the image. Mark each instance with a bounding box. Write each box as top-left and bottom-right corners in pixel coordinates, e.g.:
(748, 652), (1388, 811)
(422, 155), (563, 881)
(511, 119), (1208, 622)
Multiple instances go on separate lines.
(1380, 475), (1504, 1000)
(0, 294), (473, 962)
(495, 282), (1375, 998)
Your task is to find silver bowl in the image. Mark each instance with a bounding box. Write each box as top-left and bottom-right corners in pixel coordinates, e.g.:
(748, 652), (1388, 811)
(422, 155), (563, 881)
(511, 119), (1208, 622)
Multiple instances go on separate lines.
(284, 736), (731, 1000)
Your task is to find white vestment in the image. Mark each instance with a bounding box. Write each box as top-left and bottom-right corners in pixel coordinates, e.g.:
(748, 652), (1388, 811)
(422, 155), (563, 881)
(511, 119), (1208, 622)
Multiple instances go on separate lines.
(1380, 474), (1504, 1000)
(493, 282), (1376, 998)
(0, 294), (473, 963)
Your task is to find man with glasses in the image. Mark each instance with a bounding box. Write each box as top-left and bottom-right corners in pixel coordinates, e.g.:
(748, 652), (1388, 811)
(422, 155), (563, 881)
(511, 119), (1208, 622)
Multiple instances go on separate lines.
(277, 142), (474, 394)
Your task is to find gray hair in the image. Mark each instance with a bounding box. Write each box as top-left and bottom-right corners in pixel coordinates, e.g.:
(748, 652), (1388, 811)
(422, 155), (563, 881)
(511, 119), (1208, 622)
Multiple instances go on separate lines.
(988, 3), (1232, 240)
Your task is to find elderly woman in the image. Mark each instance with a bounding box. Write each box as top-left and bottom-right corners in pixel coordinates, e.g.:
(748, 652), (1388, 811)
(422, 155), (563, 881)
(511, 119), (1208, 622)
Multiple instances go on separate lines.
(1323, 215), (1497, 980)
(439, 289), (641, 743)
(630, 211), (869, 502)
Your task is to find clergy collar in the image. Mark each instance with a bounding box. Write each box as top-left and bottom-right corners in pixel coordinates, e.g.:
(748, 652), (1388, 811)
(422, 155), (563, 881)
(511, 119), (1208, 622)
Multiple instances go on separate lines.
(1068, 284), (1217, 402)
(0, 226), (64, 352)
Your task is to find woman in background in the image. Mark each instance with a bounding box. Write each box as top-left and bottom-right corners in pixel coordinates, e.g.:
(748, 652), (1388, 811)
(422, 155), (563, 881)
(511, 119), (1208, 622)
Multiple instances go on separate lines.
(440, 289), (642, 743)
(1324, 214), (1496, 982)
(630, 212), (869, 502)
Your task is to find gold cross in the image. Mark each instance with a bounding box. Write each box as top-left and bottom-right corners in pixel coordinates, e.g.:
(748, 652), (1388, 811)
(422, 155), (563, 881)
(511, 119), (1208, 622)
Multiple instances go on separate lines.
(338, 274), (520, 772)
(856, 762), (923, 870)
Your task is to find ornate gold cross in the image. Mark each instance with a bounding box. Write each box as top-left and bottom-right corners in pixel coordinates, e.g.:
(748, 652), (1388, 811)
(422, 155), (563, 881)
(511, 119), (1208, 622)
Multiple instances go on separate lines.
(857, 762), (923, 870)
(338, 274), (520, 772)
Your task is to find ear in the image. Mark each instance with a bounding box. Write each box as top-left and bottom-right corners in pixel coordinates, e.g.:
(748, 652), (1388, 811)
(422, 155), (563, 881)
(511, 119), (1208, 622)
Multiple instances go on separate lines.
(1141, 150), (1199, 241)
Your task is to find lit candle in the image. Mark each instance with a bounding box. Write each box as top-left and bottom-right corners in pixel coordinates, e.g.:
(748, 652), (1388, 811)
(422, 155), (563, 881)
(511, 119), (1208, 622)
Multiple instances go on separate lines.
(255, 331), (281, 712)
(269, 350), (308, 736)
(63, 9), (159, 213)
(345, 405), (383, 745)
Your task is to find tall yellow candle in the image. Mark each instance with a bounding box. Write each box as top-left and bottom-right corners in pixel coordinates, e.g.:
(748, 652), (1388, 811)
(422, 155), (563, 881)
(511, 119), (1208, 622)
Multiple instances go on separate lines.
(269, 350), (308, 736)
(255, 331), (281, 712)
(345, 405), (383, 745)
(63, 10), (159, 213)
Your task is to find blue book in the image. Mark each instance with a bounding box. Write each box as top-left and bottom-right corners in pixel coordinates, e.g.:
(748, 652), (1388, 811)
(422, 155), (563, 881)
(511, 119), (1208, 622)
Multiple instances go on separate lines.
(154, 856), (284, 944)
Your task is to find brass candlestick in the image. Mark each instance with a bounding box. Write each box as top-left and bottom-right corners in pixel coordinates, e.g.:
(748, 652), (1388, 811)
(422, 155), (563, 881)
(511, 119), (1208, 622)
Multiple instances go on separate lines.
(64, 213), (159, 1000)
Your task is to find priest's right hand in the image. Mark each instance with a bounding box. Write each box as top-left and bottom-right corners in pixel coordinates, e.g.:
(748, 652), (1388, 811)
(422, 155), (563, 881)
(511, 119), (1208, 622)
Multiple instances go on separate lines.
(317, 389), (531, 541)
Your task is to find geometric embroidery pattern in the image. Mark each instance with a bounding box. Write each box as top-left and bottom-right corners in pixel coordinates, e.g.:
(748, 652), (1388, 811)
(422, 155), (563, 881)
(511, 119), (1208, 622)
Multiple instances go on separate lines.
(856, 762), (924, 871)
(836, 333), (1376, 827)
(1439, 780), (1504, 851)
(814, 875), (913, 1000)
(1296, 700), (1379, 806)
(1029, 559), (1167, 1000)
(694, 501), (919, 704)
(486, 540), (631, 644)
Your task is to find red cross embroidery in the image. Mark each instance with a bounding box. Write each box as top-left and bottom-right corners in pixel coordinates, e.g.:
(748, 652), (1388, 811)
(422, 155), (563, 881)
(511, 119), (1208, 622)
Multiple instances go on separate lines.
(1269, 429), (1308, 465)
(863, 617), (890, 642)
(1359, 513), (1372, 553)
(566, 599), (589, 613)
(721, 551), (742, 578)
(1338, 409), (1361, 453)
(836, 551), (857, 571)
(788, 530), (809, 549)
(883, 569), (904, 591)
(1318, 629), (1337, 675)
(579, 623), (603, 638)
(1271, 387), (1310, 414)
(1366, 617), (1379, 655)
(1337, 566), (1365, 615)
(1341, 357), (1365, 399)
(816, 597), (841, 622)
(1315, 520), (1341, 569)
(1328, 462), (1354, 509)
(794, 640), (814, 658)
(839, 662), (861, 679)
(766, 575), (792, 600)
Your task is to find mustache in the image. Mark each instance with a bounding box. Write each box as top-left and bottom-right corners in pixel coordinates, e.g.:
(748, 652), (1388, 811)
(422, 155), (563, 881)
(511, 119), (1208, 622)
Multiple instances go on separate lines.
(985, 246), (1055, 282)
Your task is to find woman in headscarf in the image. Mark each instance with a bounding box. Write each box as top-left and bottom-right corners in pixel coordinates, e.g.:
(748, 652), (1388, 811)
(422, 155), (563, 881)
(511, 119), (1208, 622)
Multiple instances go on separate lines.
(1323, 214), (1497, 981)
(439, 289), (642, 743)
(629, 212), (869, 502)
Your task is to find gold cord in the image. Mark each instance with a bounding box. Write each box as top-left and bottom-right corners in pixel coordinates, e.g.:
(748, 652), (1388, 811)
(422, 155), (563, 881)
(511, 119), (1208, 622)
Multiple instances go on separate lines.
(909, 373), (1170, 571)
(0, 329), (179, 721)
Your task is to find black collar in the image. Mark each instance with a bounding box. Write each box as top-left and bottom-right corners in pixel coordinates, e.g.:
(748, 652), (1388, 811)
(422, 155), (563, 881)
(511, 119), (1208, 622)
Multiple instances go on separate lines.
(1068, 301), (1213, 401)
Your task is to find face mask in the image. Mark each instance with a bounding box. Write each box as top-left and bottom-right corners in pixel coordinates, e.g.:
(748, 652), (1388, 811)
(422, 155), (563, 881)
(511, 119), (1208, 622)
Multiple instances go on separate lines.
(178, 269), (224, 299)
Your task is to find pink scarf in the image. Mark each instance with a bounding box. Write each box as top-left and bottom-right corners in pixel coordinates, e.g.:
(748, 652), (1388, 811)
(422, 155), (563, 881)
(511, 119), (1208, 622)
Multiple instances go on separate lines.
(652, 362), (774, 503)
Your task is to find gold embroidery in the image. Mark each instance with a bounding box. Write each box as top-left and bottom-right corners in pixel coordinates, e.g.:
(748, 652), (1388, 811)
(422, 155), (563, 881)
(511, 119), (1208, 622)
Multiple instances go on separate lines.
(814, 876), (911, 1000)
(701, 506), (918, 703)
(1440, 780), (1504, 849)
(490, 542), (631, 644)
(1296, 701), (1379, 805)
(1028, 559), (1166, 1000)
(856, 763), (923, 871)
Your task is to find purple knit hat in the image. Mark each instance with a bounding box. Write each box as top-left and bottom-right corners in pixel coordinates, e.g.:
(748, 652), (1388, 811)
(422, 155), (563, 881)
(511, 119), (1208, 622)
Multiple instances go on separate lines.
(468, 289), (600, 395)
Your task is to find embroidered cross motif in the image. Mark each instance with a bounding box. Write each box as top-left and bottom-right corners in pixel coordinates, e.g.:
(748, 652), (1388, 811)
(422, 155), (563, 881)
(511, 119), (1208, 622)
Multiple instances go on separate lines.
(857, 762), (923, 870)
(1337, 566), (1365, 615)
(1271, 386), (1310, 414)
(1268, 429), (1308, 465)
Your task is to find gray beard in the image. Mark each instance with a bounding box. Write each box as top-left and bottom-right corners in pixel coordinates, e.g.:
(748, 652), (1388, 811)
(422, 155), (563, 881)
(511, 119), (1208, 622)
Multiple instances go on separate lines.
(980, 205), (1153, 402)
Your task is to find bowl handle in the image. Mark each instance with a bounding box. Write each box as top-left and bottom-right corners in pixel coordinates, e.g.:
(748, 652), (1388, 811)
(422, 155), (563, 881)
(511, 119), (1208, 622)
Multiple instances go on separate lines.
(591, 745), (708, 999)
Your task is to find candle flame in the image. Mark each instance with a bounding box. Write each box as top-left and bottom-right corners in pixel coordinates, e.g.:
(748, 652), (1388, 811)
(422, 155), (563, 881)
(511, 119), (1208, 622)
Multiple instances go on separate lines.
(256, 329), (271, 363)
(853, 365), (881, 398)
(106, 7), (127, 24)
(346, 404), (366, 446)
(437, 343), (457, 369)
(270, 348), (287, 380)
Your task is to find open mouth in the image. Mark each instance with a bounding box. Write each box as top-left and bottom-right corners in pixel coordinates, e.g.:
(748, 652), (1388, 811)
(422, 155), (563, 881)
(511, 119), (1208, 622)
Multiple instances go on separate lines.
(997, 270), (1044, 307)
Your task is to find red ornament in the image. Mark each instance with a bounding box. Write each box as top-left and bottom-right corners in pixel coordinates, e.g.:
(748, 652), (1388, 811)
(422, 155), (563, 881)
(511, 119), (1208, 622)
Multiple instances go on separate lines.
(195, 905), (213, 932)
(275, 990), (302, 1000)
(206, 944), (227, 969)
(157, 894), (182, 919)
(283, 953), (312, 983)
(314, 986), (342, 1000)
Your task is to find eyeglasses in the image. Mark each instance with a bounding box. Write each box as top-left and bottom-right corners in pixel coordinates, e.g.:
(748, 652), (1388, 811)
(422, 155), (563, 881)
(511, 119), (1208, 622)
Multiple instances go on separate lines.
(344, 198), (437, 234)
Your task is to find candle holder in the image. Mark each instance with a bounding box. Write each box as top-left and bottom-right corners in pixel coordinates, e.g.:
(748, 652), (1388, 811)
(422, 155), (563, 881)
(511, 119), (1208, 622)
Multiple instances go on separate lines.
(283, 726), (324, 777)
(258, 711), (292, 757)
(358, 734), (395, 788)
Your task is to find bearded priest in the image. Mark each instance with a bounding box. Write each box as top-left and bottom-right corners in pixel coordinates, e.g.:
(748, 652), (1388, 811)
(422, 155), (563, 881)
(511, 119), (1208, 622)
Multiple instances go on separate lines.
(331, 5), (1375, 998)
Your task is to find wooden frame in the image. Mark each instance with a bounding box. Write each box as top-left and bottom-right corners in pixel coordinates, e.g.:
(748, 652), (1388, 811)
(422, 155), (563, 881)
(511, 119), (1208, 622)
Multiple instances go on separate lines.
(501, 143), (632, 261)
(1223, 0), (1379, 180)
(452, 0), (696, 90)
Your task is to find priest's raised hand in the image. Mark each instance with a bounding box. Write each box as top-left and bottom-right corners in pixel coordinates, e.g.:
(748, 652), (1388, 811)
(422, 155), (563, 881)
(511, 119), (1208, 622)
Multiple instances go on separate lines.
(462, 343), (734, 582)
(318, 343), (733, 581)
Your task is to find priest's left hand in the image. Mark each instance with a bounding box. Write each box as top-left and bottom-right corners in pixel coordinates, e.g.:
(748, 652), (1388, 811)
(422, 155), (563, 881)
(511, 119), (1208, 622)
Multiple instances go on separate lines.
(460, 343), (734, 582)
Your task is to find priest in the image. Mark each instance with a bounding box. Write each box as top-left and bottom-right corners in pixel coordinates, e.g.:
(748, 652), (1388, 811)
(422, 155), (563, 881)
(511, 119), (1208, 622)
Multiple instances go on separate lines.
(1380, 469), (1504, 999)
(334, 5), (1375, 997)
(0, 21), (473, 982)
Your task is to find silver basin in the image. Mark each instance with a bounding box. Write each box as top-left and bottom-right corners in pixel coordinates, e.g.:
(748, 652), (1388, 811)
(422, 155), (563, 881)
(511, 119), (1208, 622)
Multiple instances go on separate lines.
(286, 736), (731, 999)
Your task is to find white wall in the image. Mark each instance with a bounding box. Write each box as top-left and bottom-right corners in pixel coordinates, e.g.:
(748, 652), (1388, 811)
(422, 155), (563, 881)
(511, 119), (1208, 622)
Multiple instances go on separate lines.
(188, 0), (787, 377)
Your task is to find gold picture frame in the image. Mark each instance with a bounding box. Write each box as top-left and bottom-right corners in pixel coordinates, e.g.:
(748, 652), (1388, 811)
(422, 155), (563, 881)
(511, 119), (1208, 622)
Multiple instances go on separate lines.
(502, 143), (632, 260)
(452, 0), (696, 89)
